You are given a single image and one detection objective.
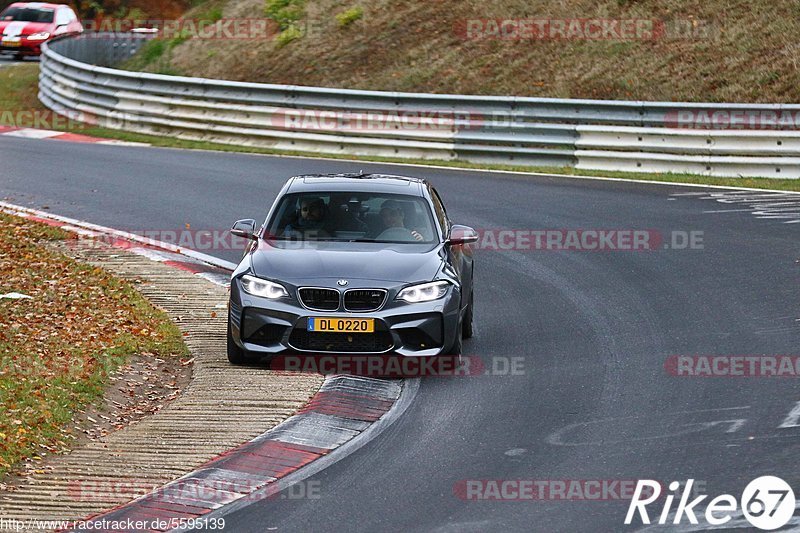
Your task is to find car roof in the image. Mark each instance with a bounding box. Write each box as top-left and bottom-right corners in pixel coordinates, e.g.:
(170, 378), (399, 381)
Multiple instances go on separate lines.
(6, 2), (64, 9)
(286, 173), (428, 195)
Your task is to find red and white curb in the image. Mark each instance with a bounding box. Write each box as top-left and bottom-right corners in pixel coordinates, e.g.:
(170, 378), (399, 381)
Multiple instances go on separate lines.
(0, 125), (148, 146)
(0, 201), (413, 532)
(70, 376), (405, 532)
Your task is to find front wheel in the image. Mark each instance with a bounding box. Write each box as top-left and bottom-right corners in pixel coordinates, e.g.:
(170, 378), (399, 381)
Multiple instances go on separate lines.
(462, 290), (474, 339)
(448, 321), (463, 356)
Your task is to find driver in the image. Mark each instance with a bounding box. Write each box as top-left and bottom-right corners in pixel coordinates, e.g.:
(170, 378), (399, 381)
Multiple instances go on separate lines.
(284, 197), (329, 237)
(376, 200), (424, 241)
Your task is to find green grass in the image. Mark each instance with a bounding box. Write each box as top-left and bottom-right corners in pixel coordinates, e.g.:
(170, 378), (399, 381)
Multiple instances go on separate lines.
(2, 63), (799, 192)
(140, 39), (168, 63)
(121, 37), (185, 75)
(0, 213), (188, 476)
(195, 5), (224, 23)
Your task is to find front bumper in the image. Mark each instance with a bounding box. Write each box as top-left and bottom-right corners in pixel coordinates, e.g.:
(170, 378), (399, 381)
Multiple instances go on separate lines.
(0, 40), (43, 55)
(229, 278), (462, 357)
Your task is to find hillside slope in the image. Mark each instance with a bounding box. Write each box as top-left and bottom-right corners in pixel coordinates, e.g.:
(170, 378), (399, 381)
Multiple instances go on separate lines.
(129, 0), (799, 102)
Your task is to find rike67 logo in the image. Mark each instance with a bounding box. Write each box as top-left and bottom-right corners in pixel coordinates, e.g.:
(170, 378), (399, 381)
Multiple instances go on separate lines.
(625, 477), (796, 530)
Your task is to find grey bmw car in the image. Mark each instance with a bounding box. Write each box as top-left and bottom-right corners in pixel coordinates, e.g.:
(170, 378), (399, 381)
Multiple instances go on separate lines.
(226, 173), (477, 364)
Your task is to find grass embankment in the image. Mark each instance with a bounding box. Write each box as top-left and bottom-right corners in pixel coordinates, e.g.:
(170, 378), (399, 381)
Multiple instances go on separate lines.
(128, 0), (800, 103)
(2, 63), (799, 191)
(0, 213), (187, 476)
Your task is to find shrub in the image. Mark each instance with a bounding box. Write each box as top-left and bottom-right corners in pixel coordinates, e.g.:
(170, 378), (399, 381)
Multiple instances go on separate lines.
(265, 0), (306, 30)
(275, 24), (303, 47)
(335, 6), (363, 28)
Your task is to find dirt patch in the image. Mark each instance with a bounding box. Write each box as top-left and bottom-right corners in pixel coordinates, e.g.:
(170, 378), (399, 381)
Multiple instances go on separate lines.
(2, 351), (192, 493)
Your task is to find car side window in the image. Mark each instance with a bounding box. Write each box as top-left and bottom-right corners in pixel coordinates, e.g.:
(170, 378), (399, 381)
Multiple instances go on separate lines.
(55, 8), (69, 25)
(430, 187), (449, 236)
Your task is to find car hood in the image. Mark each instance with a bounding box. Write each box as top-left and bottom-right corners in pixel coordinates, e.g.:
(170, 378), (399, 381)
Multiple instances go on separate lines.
(0, 21), (52, 36)
(249, 240), (444, 284)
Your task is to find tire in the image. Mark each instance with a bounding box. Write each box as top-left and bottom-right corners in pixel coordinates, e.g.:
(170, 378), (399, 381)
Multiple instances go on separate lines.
(462, 290), (474, 339)
(227, 321), (251, 365)
(448, 320), (463, 356)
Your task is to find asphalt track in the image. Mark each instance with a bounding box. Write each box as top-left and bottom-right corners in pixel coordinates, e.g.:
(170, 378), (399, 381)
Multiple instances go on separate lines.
(0, 55), (36, 66)
(1, 136), (798, 532)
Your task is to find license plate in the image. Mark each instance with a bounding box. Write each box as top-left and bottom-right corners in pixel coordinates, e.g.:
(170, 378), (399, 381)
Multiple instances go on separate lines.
(308, 317), (374, 333)
(2, 39), (21, 47)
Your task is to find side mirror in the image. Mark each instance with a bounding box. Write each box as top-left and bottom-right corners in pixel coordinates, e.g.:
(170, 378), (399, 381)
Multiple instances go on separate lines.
(447, 224), (478, 245)
(231, 219), (258, 240)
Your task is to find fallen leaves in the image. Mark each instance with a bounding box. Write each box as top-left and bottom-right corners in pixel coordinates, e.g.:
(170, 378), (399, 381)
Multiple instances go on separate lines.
(0, 213), (189, 478)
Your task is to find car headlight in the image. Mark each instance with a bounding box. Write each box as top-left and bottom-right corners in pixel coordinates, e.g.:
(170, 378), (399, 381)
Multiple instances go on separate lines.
(240, 274), (288, 299)
(27, 32), (50, 41)
(396, 281), (450, 303)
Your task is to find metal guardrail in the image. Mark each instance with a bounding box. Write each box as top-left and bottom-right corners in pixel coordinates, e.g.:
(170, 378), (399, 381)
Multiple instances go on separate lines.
(38, 33), (800, 178)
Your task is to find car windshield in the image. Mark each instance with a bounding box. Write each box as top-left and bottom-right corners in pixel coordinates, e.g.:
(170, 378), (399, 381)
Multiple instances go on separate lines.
(1, 7), (55, 23)
(266, 192), (438, 243)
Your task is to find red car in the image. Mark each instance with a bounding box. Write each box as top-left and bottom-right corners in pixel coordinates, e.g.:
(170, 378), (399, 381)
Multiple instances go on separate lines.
(0, 2), (83, 58)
